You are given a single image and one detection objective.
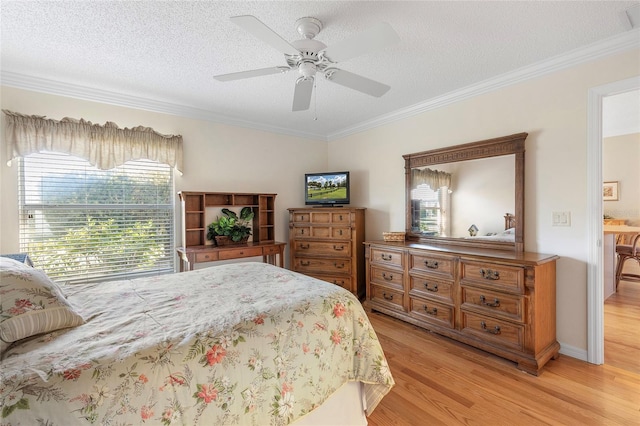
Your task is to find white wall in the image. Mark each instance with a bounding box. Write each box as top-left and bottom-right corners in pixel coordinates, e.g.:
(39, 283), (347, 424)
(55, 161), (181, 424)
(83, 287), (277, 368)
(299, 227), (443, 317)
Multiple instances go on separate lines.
(0, 87), (329, 261)
(328, 49), (640, 355)
(603, 132), (640, 224)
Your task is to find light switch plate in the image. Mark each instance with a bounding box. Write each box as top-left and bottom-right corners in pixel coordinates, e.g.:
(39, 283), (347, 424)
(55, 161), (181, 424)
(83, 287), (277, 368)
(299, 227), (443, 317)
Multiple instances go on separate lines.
(552, 211), (571, 226)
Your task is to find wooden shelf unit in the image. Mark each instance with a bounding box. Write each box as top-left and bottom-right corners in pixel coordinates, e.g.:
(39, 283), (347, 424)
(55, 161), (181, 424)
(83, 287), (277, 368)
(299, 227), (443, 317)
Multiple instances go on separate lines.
(177, 192), (283, 271)
(179, 191), (277, 248)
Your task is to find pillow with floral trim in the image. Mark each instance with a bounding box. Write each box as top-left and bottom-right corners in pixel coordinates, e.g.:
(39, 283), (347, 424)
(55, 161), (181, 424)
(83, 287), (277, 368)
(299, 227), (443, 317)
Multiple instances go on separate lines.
(0, 257), (84, 354)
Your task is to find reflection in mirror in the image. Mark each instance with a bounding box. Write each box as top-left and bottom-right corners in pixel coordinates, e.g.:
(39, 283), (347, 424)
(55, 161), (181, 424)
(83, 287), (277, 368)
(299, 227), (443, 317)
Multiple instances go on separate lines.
(410, 156), (515, 238)
(404, 133), (526, 252)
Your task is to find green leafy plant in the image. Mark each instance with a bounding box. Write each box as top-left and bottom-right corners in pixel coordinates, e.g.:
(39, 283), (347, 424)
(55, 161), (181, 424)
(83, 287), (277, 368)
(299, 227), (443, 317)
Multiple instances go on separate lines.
(207, 207), (254, 243)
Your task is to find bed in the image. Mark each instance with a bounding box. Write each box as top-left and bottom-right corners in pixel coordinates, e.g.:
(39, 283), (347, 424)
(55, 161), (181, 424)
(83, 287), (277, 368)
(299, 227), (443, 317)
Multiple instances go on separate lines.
(0, 258), (394, 425)
(465, 213), (516, 242)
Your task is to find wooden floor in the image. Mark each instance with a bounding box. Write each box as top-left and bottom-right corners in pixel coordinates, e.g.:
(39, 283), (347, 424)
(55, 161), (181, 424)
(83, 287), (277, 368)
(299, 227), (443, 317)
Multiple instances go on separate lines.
(366, 280), (640, 426)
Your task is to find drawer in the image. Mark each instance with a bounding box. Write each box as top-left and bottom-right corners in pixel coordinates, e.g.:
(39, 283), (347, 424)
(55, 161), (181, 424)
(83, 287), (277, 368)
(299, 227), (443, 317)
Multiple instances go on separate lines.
(409, 296), (454, 329)
(195, 251), (219, 263)
(219, 246), (263, 260)
(461, 312), (524, 351)
(263, 245), (282, 255)
(370, 265), (404, 290)
(409, 274), (454, 304)
(461, 286), (524, 323)
(293, 240), (352, 257)
(330, 212), (351, 224)
(370, 247), (404, 268)
(291, 226), (351, 240)
(410, 251), (455, 279)
(291, 212), (311, 223)
(306, 274), (352, 291)
(369, 283), (405, 312)
(293, 257), (351, 275)
(310, 212), (331, 224)
(460, 260), (524, 293)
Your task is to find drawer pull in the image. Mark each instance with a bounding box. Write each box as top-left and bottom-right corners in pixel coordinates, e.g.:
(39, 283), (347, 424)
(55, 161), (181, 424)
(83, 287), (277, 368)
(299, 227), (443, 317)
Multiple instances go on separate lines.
(300, 244), (309, 249)
(333, 245), (345, 251)
(333, 280), (345, 285)
(299, 229), (305, 235)
(480, 321), (501, 335)
(301, 260), (310, 266)
(334, 262), (345, 269)
(382, 292), (394, 301)
(382, 272), (394, 281)
(339, 215), (343, 221)
(480, 268), (500, 280)
(381, 254), (393, 261)
(339, 229), (343, 236)
(424, 282), (438, 292)
(479, 295), (500, 307)
(422, 305), (438, 316)
(424, 260), (439, 269)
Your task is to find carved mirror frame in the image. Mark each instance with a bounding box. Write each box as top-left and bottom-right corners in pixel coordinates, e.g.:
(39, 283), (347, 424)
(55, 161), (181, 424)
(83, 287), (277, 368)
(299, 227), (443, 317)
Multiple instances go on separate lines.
(404, 132), (527, 252)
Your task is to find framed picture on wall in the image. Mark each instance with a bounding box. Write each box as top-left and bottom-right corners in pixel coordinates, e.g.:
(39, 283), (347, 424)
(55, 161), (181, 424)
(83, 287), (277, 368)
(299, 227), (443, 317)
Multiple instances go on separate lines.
(603, 181), (619, 201)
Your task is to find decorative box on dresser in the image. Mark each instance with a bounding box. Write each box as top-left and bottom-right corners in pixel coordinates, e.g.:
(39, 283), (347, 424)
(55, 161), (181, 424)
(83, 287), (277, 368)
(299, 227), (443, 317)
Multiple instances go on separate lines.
(288, 207), (365, 299)
(365, 242), (559, 375)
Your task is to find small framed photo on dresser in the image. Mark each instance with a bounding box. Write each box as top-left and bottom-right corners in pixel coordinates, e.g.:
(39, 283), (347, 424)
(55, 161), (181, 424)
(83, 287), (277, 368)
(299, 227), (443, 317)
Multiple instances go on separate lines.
(603, 181), (619, 201)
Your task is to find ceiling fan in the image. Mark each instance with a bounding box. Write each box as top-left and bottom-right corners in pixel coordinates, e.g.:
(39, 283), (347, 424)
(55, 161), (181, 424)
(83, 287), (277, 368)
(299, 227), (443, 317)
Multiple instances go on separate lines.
(214, 15), (400, 111)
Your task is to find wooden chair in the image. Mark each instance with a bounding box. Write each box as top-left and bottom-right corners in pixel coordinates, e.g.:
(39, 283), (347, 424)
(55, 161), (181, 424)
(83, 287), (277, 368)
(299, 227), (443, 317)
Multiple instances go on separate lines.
(615, 233), (640, 291)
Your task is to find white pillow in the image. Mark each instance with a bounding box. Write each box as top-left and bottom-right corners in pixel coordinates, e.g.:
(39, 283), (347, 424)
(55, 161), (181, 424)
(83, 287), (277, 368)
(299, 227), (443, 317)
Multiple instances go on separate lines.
(0, 257), (84, 354)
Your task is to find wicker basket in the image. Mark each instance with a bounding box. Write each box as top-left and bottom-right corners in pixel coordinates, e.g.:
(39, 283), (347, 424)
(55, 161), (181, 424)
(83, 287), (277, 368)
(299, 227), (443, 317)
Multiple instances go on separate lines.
(383, 232), (406, 242)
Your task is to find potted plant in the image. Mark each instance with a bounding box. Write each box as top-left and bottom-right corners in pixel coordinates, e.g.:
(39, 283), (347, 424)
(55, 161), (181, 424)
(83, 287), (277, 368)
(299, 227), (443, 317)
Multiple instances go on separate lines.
(207, 207), (254, 245)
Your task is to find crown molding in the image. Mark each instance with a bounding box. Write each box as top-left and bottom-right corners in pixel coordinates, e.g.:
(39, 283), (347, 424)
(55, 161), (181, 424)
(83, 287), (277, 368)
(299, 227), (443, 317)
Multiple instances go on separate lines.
(327, 28), (640, 141)
(0, 72), (327, 141)
(2, 29), (638, 142)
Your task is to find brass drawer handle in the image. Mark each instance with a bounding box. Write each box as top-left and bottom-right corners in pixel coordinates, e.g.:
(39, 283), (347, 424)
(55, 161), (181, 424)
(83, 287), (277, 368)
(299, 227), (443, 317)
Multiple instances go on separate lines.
(301, 260), (310, 266)
(333, 280), (345, 285)
(422, 305), (437, 316)
(382, 292), (394, 301)
(424, 260), (439, 269)
(300, 244), (309, 249)
(480, 268), (500, 280)
(381, 254), (393, 261)
(479, 295), (500, 307)
(382, 272), (393, 281)
(480, 321), (501, 335)
(333, 245), (344, 251)
(334, 262), (345, 269)
(424, 282), (438, 292)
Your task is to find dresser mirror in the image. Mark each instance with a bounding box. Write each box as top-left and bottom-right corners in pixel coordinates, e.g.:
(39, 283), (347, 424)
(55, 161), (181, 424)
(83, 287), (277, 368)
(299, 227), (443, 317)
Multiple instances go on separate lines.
(403, 133), (527, 252)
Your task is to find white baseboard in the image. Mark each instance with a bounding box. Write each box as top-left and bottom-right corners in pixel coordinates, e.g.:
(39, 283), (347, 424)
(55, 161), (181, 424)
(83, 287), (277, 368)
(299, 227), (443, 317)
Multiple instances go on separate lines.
(558, 341), (589, 363)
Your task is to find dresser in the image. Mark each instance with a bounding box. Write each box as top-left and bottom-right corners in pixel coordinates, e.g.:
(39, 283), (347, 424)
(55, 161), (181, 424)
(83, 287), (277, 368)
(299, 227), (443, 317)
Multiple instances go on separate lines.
(365, 240), (559, 375)
(288, 207), (365, 299)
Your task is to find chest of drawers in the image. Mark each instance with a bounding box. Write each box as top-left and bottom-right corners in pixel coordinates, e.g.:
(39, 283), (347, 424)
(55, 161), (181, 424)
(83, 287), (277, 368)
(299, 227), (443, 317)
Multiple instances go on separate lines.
(365, 240), (559, 375)
(289, 207), (365, 299)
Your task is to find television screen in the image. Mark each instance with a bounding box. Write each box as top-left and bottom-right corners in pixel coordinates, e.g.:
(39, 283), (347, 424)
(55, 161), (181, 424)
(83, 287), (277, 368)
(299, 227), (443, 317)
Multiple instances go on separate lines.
(305, 171), (350, 206)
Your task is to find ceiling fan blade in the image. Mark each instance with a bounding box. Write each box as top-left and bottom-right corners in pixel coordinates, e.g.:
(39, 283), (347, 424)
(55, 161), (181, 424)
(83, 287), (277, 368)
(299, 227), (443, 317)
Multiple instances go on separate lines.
(231, 15), (300, 56)
(325, 69), (390, 97)
(321, 22), (400, 63)
(292, 78), (314, 111)
(214, 66), (290, 82)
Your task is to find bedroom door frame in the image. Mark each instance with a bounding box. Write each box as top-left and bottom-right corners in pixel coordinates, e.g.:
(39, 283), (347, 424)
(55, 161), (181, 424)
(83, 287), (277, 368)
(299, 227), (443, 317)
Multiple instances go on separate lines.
(587, 75), (640, 364)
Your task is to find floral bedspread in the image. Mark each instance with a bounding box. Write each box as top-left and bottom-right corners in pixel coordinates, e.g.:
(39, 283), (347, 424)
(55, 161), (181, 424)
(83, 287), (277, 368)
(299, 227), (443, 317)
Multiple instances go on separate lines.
(0, 262), (393, 425)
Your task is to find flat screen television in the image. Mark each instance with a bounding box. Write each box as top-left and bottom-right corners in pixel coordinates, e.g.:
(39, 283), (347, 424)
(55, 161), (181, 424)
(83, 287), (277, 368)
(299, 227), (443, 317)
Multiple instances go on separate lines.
(304, 171), (350, 206)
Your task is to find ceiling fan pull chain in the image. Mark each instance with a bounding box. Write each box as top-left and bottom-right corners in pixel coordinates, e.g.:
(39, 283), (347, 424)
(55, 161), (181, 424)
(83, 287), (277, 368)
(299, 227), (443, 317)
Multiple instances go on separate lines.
(313, 78), (318, 121)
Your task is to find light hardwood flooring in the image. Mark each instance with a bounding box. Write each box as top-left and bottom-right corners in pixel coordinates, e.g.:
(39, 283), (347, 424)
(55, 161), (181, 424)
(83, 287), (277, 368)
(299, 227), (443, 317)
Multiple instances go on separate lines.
(366, 280), (640, 426)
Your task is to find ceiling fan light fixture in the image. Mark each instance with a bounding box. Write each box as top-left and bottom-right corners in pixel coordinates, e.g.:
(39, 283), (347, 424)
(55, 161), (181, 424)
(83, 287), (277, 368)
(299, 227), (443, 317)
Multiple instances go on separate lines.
(295, 17), (323, 39)
(298, 61), (317, 78)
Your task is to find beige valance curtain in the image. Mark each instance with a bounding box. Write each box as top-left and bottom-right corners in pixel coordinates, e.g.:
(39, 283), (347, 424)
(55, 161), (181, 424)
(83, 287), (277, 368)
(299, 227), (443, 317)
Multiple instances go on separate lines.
(3, 110), (183, 173)
(412, 168), (452, 190)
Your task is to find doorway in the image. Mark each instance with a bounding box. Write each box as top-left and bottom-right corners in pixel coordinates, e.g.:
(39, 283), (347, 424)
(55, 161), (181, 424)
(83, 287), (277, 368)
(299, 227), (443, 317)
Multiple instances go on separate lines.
(587, 76), (640, 365)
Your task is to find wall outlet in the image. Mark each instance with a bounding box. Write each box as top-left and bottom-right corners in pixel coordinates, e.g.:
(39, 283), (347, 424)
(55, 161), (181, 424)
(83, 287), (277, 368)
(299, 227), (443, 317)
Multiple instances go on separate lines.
(552, 211), (571, 226)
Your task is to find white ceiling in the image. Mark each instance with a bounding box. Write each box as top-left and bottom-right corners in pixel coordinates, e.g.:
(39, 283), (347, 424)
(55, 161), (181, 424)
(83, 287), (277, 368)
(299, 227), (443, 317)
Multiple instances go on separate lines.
(1, 1), (639, 140)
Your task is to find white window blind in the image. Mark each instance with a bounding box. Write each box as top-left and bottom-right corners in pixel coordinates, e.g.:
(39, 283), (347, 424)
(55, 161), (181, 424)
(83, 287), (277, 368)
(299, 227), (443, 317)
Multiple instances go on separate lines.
(19, 152), (174, 284)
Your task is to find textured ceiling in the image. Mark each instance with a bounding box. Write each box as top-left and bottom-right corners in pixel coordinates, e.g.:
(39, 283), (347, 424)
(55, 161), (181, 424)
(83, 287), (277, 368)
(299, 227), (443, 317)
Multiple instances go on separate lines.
(1, 1), (639, 140)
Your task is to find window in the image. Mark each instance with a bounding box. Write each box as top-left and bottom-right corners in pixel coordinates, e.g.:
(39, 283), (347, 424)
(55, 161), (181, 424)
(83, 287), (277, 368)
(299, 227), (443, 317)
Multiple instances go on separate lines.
(19, 152), (174, 284)
(411, 184), (451, 236)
